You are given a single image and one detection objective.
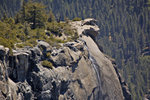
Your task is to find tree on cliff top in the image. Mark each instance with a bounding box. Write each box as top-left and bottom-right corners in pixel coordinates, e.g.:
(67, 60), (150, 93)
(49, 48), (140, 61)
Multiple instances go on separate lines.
(15, 0), (47, 29)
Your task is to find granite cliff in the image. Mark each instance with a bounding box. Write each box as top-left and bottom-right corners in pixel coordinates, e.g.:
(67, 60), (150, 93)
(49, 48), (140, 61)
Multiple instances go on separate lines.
(0, 19), (131, 100)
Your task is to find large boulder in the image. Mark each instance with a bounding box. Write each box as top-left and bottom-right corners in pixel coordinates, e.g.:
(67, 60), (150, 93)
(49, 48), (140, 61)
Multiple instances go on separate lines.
(37, 40), (52, 52)
(71, 18), (100, 40)
(82, 18), (97, 26)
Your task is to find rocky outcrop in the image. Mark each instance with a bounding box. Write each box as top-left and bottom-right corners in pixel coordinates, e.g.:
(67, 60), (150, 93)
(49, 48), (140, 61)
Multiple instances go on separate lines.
(71, 19), (127, 100)
(0, 45), (18, 100)
(0, 18), (131, 100)
(71, 18), (99, 41)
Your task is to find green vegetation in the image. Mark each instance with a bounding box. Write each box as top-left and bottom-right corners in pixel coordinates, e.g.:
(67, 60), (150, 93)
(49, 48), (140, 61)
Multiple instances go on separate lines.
(15, 0), (47, 29)
(72, 17), (82, 21)
(0, 0), (78, 50)
(41, 60), (53, 69)
(46, 52), (51, 58)
(46, 21), (78, 42)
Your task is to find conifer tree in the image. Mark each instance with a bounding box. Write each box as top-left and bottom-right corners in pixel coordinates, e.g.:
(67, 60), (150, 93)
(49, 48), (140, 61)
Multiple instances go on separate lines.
(16, 0), (47, 29)
(26, 1), (47, 29)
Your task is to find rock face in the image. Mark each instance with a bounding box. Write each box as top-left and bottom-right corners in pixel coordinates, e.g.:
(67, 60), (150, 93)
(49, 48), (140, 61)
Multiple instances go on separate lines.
(0, 18), (131, 100)
(0, 46), (18, 100)
(71, 19), (131, 100)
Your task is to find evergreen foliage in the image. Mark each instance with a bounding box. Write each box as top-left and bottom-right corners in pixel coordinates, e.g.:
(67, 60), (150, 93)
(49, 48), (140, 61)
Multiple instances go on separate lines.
(15, 0), (47, 29)
(0, 0), (77, 50)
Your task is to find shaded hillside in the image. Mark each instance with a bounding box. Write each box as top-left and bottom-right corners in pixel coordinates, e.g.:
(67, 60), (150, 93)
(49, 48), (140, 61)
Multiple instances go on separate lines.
(0, 0), (150, 99)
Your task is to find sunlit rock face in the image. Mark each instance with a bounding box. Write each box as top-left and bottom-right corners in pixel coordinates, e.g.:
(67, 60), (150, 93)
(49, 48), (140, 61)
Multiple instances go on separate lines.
(0, 18), (131, 100)
(71, 19), (126, 100)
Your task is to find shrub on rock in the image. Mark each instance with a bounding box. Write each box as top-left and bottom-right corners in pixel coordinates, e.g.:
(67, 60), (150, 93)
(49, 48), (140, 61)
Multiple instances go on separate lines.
(41, 60), (53, 69)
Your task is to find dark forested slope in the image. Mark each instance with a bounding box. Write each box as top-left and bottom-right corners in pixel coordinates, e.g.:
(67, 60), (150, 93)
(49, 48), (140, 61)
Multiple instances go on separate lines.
(0, 0), (150, 99)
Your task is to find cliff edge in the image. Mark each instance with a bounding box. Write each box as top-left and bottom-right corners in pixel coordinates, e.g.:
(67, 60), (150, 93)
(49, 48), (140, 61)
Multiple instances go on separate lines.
(0, 18), (131, 100)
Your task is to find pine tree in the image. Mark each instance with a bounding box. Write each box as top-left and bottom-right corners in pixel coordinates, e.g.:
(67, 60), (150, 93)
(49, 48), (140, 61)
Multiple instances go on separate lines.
(16, 0), (47, 29)
(26, 1), (47, 29)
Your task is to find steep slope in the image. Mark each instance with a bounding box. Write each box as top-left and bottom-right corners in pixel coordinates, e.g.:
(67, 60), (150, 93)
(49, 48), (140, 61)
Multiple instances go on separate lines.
(0, 19), (130, 100)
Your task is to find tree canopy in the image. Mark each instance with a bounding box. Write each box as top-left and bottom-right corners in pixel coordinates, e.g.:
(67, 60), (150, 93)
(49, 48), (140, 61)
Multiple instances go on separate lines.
(15, 0), (47, 29)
